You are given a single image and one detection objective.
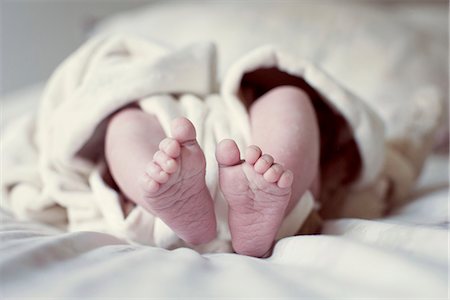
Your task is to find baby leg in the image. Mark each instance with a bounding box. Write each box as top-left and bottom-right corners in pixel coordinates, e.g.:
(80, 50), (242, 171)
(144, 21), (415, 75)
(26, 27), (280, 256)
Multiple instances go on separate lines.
(105, 108), (216, 245)
(217, 86), (320, 257)
(249, 86), (320, 210)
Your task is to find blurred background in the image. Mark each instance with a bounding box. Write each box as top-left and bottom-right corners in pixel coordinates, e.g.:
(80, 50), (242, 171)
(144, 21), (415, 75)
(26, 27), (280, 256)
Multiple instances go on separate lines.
(1, 0), (448, 106)
(1, 0), (151, 95)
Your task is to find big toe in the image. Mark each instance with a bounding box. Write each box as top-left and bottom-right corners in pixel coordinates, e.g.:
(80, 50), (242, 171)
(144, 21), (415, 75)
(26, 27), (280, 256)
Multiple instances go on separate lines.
(171, 117), (196, 144)
(216, 139), (242, 167)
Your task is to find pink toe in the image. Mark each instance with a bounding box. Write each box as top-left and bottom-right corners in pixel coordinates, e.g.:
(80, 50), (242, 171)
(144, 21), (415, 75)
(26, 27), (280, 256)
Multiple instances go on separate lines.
(263, 163), (284, 183)
(159, 138), (181, 158)
(245, 145), (262, 165)
(254, 154), (274, 174)
(216, 139), (242, 167)
(278, 170), (294, 188)
(164, 159), (178, 174)
(141, 174), (160, 194)
(156, 171), (169, 183)
(146, 162), (169, 183)
(146, 162), (161, 176)
(171, 117), (197, 144)
(154, 150), (178, 173)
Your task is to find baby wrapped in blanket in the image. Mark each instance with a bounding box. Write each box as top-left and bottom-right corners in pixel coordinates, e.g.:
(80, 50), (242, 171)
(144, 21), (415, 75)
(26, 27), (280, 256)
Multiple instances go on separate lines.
(2, 35), (443, 257)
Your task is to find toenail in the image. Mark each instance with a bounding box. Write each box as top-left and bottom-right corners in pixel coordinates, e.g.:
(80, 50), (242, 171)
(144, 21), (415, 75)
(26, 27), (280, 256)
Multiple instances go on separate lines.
(261, 156), (272, 164)
(249, 145), (260, 152)
(147, 164), (159, 174)
(161, 138), (174, 149)
(272, 164), (282, 172)
(159, 139), (168, 149)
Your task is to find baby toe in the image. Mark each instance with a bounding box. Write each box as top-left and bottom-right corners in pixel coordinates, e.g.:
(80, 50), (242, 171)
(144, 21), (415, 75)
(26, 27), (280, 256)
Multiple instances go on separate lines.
(277, 170), (294, 188)
(171, 117), (197, 144)
(245, 145), (262, 165)
(254, 154), (274, 174)
(154, 150), (178, 174)
(140, 173), (160, 194)
(159, 138), (181, 158)
(146, 162), (170, 183)
(216, 139), (242, 167)
(263, 163), (284, 183)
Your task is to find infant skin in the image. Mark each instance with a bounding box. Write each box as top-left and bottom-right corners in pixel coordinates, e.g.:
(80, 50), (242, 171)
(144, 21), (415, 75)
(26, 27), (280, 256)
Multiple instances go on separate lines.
(105, 85), (320, 257)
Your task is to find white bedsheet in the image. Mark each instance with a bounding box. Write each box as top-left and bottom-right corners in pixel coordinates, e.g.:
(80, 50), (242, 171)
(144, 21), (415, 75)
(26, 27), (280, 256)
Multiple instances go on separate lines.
(0, 89), (448, 297)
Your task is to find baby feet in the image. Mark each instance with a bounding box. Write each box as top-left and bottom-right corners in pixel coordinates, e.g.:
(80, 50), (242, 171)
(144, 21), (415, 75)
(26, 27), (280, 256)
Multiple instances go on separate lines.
(140, 118), (292, 256)
(216, 140), (293, 257)
(141, 118), (216, 245)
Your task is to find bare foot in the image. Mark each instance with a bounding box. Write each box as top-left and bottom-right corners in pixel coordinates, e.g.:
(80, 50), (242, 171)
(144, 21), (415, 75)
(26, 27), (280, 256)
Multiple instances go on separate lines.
(216, 139), (293, 257)
(141, 117), (217, 245)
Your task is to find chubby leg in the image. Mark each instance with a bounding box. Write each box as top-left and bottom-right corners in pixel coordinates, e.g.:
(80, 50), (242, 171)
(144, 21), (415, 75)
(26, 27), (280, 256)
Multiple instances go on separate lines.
(248, 86), (320, 210)
(217, 86), (320, 257)
(105, 108), (216, 245)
